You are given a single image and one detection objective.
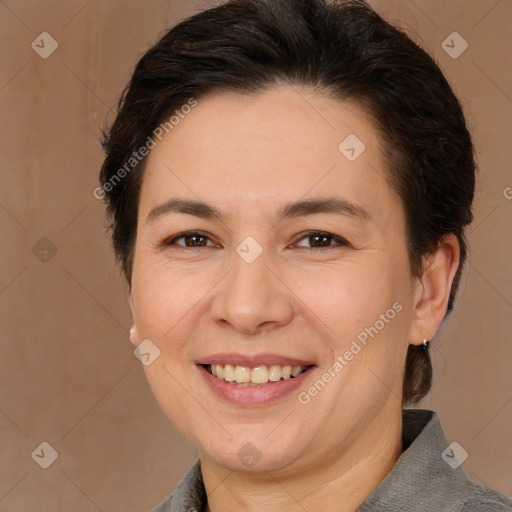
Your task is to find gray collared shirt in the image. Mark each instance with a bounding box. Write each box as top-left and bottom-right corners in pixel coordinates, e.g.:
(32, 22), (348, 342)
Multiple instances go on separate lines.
(151, 409), (512, 511)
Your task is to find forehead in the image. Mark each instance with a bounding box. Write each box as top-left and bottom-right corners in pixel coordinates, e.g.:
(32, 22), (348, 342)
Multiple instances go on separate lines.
(139, 86), (399, 225)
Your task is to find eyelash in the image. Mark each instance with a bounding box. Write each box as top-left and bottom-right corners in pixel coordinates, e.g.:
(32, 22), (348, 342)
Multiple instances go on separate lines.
(159, 230), (350, 251)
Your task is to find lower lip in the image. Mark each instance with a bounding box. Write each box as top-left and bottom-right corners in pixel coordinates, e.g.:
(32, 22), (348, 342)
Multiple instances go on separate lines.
(197, 365), (314, 406)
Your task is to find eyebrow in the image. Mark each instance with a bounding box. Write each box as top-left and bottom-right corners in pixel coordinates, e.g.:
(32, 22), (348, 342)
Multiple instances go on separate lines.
(277, 197), (369, 222)
(147, 198), (223, 223)
(146, 197), (370, 224)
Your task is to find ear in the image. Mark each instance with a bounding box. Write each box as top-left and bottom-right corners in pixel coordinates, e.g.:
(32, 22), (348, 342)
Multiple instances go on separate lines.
(128, 286), (139, 347)
(408, 234), (460, 345)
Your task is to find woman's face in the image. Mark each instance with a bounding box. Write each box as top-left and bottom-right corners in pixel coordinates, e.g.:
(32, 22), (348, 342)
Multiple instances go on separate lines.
(129, 86), (424, 473)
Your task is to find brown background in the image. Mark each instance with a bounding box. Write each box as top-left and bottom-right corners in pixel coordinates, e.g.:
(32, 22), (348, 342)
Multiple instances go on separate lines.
(0, 0), (510, 510)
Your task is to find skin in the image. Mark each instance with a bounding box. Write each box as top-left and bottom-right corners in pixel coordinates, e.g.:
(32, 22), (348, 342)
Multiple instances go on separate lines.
(128, 85), (459, 512)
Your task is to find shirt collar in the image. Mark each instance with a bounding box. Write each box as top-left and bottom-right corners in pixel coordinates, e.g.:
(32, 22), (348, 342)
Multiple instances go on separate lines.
(357, 408), (470, 511)
(165, 409), (470, 512)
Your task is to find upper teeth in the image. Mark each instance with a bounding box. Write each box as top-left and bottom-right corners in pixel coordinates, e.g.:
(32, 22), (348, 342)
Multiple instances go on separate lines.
(209, 364), (306, 385)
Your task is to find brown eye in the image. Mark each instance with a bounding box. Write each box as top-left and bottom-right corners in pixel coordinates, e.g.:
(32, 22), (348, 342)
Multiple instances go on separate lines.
(163, 231), (216, 248)
(309, 233), (332, 247)
(181, 234), (208, 247)
(294, 231), (349, 249)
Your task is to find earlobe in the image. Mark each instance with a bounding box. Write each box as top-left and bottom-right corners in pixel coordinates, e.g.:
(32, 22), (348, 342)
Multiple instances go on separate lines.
(409, 234), (460, 346)
(129, 325), (139, 346)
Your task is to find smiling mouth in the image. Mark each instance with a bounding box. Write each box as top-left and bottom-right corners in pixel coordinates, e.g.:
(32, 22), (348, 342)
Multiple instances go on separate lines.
(204, 364), (310, 386)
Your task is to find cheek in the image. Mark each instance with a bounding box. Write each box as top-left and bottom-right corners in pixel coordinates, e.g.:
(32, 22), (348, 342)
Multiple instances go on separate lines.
(289, 258), (405, 341)
(299, 258), (412, 397)
(131, 259), (212, 341)
(310, 270), (409, 409)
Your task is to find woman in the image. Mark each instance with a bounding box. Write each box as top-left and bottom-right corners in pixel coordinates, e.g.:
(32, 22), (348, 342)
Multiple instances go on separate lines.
(99, 0), (512, 510)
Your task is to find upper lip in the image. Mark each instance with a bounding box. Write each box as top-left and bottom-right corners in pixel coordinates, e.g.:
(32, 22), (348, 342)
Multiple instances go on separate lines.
(196, 353), (316, 368)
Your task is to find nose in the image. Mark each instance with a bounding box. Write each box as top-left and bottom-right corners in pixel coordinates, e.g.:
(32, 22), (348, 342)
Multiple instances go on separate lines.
(209, 249), (295, 335)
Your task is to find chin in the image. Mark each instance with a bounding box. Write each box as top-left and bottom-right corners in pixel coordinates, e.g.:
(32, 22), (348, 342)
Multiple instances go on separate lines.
(200, 431), (307, 473)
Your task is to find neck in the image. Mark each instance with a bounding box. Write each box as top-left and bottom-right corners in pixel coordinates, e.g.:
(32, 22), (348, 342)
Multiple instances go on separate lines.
(202, 409), (403, 512)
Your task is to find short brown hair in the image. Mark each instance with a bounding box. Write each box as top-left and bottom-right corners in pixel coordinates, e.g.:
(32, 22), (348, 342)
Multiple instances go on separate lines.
(100, 0), (475, 404)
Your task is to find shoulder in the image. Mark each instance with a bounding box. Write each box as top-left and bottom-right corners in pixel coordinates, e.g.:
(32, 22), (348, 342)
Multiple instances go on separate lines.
(149, 459), (205, 512)
(459, 482), (512, 512)
(150, 492), (173, 512)
(359, 409), (512, 512)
